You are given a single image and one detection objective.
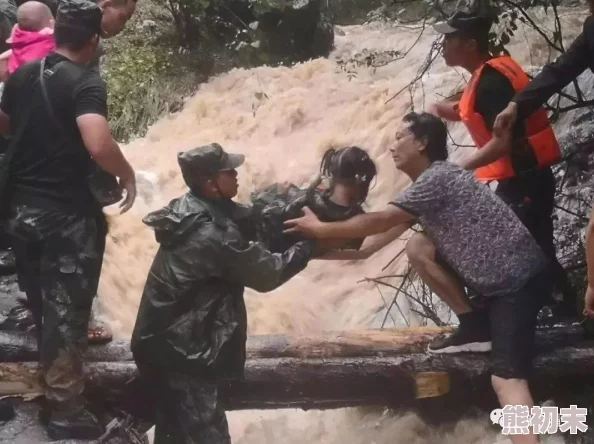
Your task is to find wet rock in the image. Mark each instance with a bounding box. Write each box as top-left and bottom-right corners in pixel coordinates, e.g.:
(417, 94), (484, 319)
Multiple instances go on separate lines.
(0, 249), (16, 276)
(0, 302), (35, 333)
(0, 400), (149, 443)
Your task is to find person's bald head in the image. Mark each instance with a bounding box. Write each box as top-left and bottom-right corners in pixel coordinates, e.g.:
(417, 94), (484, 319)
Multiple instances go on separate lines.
(17, 1), (54, 32)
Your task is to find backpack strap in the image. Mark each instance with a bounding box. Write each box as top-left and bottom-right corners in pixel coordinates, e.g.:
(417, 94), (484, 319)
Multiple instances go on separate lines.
(37, 57), (123, 207)
(38, 57), (87, 134)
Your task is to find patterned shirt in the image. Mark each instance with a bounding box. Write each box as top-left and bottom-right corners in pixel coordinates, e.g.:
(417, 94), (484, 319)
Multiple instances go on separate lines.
(392, 161), (547, 297)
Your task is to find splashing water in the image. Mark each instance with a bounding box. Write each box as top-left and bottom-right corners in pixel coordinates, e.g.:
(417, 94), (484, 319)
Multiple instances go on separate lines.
(98, 7), (587, 443)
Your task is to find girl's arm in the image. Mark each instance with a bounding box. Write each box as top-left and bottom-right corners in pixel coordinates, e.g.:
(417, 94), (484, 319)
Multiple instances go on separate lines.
(315, 224), (411, 261)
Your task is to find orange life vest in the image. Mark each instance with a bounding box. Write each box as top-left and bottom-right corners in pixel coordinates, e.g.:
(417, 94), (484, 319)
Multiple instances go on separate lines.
(458, 56), (561, 182)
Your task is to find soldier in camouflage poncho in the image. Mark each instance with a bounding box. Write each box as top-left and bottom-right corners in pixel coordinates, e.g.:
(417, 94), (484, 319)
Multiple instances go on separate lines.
(131, 143), (317, 444)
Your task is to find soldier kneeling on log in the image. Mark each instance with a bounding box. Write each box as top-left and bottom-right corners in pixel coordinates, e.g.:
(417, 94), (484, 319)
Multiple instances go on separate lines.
(131, 143), (331, 443)
(285, 112), (552, 444)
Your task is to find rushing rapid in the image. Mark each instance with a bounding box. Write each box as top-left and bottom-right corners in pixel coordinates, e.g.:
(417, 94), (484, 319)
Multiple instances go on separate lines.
(98, 7), (586, 443)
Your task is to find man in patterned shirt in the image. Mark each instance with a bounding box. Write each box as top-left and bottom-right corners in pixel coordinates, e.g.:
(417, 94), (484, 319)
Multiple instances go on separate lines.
(285, 112), (551, 444)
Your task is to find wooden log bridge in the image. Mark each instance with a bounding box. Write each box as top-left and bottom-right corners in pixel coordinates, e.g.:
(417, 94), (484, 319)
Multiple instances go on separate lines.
(1, 326), (594, 415)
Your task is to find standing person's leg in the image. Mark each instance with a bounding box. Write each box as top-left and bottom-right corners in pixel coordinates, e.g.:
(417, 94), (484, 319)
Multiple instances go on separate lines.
(496, 170), (576, 318)
(488, 270), (551, 444)
(153, 371), (231, 444)
(527, 172), (577, 317)
(11, 237), (43, 347)
(39, 216), (104, 440)
(86, 214), (113, 345)
(406, 232), (491, 353)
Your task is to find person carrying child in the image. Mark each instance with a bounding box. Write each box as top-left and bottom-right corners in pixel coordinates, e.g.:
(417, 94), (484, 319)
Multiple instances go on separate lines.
(0, 1), (55, 81)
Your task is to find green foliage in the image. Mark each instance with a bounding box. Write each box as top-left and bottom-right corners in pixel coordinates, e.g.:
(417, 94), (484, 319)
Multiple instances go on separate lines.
(99, 0), (204, 143)
(103, 43), (174, 142)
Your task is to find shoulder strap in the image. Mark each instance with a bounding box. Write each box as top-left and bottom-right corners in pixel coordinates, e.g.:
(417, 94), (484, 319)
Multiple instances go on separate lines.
(38, 57), (87, 134)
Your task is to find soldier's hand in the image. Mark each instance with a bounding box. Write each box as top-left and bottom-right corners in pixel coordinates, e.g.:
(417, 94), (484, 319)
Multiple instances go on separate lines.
(119, 172), (137, 214)
(284, 207), (323, 238)
(493, 102), (518, 136)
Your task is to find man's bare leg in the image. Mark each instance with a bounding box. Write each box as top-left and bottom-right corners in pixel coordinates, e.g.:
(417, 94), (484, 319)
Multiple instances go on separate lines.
(492, 376), (539, 444)
(406, 232), (472, 315)
(406, 232), (491, 353)
(88, 298), (113, 345)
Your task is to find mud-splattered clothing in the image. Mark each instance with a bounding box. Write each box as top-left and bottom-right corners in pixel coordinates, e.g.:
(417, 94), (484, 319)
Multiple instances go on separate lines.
(249, 183), (365, 253)
(392, 161), (548, 297)
(7, 204), (106, 406)
(132, 193), (314, 443)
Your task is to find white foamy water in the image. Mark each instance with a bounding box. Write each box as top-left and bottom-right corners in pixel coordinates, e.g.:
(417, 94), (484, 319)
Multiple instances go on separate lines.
(98, 7), (588, 443)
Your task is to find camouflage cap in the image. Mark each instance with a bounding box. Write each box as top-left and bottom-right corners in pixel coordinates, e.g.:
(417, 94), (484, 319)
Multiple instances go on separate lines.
(177, 143), (245, 187)
(55, 0), (102, 34)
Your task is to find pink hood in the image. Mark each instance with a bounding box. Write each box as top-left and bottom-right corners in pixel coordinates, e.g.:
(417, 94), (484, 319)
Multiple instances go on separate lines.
(8, 26), (55, 74)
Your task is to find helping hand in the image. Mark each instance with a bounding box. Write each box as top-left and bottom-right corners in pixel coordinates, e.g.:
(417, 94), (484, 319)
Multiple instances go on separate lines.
(119, 173), (137, 214)
(493, 103), (518, 137)
(284, 206), (324, 238)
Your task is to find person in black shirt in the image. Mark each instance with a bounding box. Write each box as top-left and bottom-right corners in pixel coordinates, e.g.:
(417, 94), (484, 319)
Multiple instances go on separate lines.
(495, 0), (594, 128)
(494, 2), (594, 321)
(0, 0), (136, 439)
(427, 11), (575, 320)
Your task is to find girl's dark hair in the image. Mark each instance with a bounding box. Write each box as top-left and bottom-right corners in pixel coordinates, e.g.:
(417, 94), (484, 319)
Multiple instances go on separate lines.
(402, 112), (449, 162)
(313, 146), (377, 203)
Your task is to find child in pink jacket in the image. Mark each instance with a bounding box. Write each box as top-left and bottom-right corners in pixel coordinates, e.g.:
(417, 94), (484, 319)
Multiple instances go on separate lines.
(0, 1), (55, 82)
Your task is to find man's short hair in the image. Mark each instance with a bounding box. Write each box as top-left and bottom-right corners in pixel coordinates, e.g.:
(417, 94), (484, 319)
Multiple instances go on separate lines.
(402, 112), (449, 162)
(434, 10), (493, 54)
(54, 0), (102, 51)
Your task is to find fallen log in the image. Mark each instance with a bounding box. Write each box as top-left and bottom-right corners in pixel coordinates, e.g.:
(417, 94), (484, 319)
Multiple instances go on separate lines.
(1, 325), (594, 415)
(0, 323), (585, 362)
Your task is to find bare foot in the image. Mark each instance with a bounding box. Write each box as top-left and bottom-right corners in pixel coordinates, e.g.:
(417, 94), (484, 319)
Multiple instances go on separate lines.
(88, 320), (113, 345)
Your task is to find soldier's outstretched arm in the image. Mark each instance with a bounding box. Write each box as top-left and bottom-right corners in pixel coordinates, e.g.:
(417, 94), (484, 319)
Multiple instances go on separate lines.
(222, 236), (316, 293)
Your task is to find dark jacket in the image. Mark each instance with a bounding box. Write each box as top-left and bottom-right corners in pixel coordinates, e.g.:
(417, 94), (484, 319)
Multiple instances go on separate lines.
(514, 15), (594, 121)
(250, 183), (365, 253)
(130, 192), (314, 379)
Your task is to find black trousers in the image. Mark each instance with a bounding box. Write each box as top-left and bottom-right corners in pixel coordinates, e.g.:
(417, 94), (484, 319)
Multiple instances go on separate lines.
(495, 167), (573, 309)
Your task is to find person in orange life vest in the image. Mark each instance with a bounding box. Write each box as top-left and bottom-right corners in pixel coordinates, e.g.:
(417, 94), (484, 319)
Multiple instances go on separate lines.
(427, 11), (576, 321)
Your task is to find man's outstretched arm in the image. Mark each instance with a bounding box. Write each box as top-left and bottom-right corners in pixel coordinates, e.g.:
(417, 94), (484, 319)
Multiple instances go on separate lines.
(284, 205), (415, 240)
(317, 224), (411, 261)
(495, 22), (592, 132)
(459, 127), (512, 171)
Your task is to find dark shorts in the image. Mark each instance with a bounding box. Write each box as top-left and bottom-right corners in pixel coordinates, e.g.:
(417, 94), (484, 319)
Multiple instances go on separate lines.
(434, 249), (551, 379)
(487, 269), (552, 379)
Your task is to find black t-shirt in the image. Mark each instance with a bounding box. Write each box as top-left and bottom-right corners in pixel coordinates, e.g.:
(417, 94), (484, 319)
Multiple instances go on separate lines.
(473, 64), (551, 193)
(0, 52), (108, 214)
